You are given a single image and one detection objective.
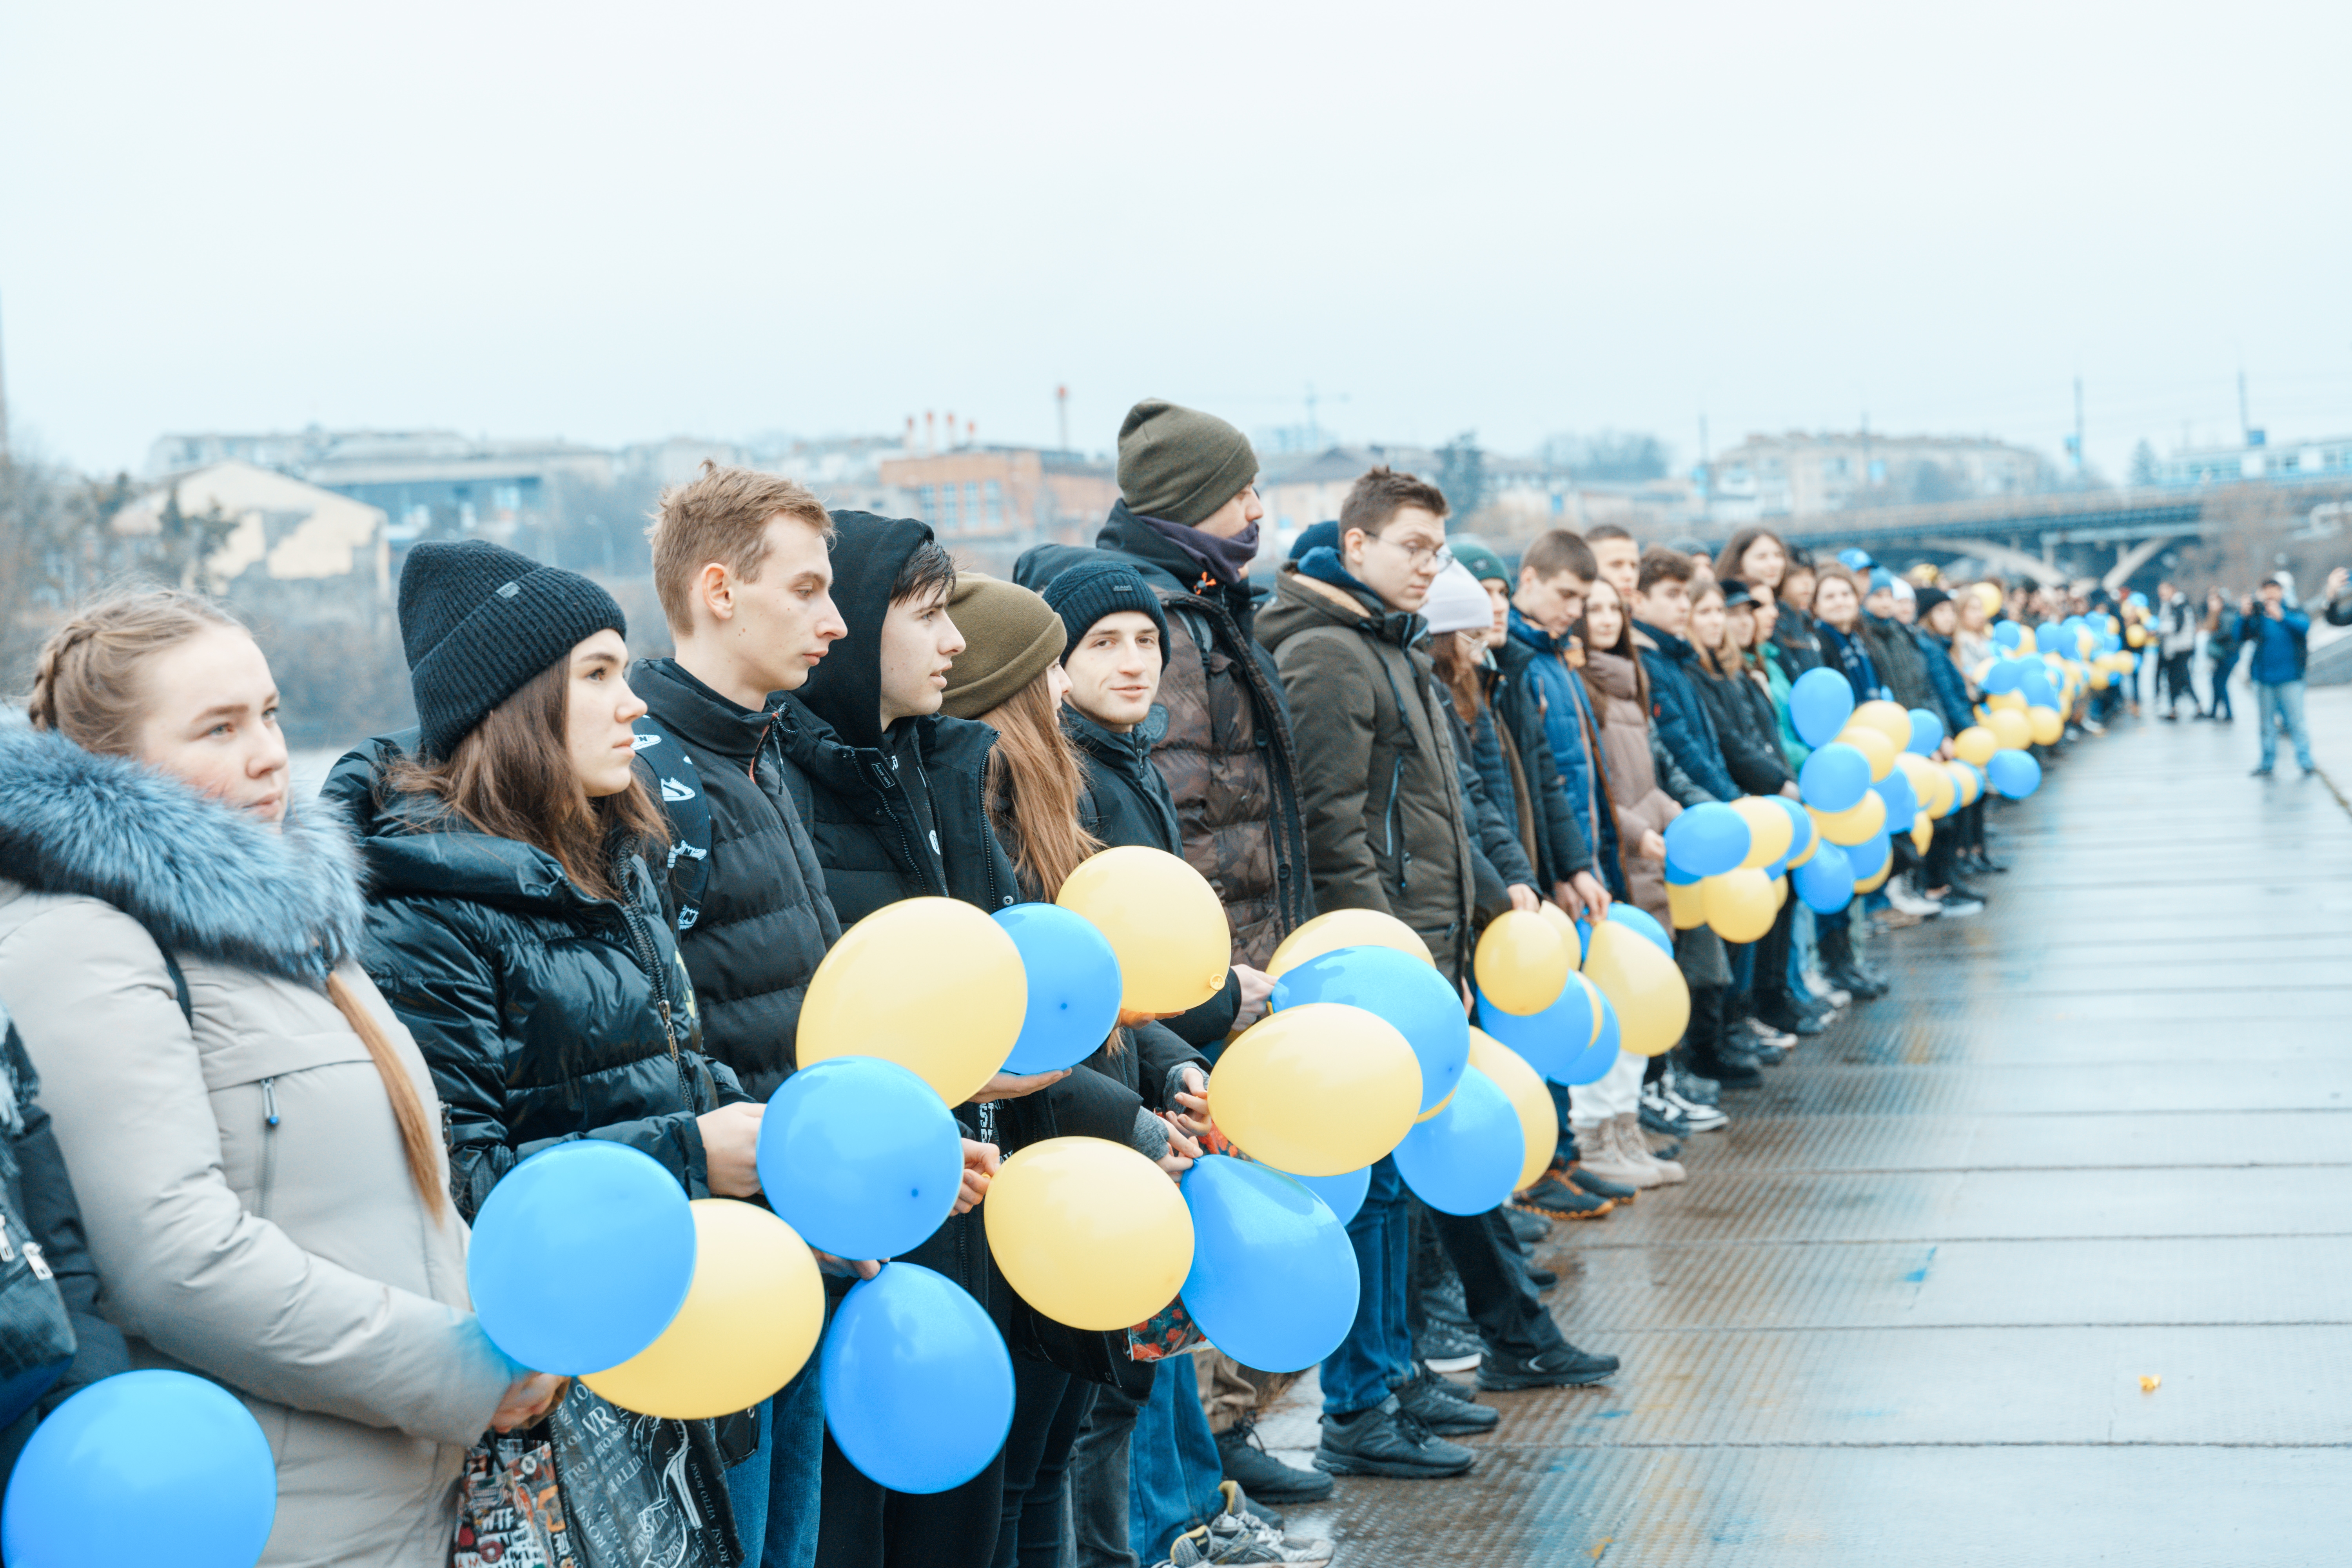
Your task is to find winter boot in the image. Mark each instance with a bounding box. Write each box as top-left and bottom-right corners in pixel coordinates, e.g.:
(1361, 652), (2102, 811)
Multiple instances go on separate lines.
(1818, 924), (1886, 1000)
(1614, 1112), (1686, 1184)
(1682, 986), (1763, 1088)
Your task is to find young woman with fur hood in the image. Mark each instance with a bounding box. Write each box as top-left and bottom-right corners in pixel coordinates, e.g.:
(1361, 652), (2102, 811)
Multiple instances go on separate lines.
(0, 590), (562, 1568)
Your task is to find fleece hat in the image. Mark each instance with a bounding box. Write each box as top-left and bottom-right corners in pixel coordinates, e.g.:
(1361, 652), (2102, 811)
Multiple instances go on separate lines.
(1421, 562), (1495, 636)
(1043, 558), (1169, 665)
(1287, 521), (1339, 561)
(397, 539), (626, 761)
(1117, 399), (1259, 529)
(940, 573), (1067, 720)
(1449, 538), (1511, 588)
(1914, 586), (1953, 619)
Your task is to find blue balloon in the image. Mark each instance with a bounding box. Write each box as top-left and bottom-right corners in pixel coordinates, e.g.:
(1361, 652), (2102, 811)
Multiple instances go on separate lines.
(1773, 795), (1816, 859)
(1392, 1067), (1523, 1216)
(1906, 708), (1944, 755)
(1986, 749), (2042, 799)
(1662, 860), (1701, 887)
(759, 1056), (964, 1261)
(1871, 770), (1917, 829)
(3, 1372), (275, 1568)
(1568, 918), (1591, 965)
(1272, 945), (1468, 1114)
(823, 1262), (1014, 1494)
(1799, 741), (1871, 812)
(1663, 800), (1750, 877)
(994, 903), (1123, 1074)
(1793, 842), (1855, 913)
(1554, 993), (1621, 1085)
(1981, 658), (2024, 694)
(1788, 666), (1857, 748)
(1847, 831), (1892, 882)
(1604, 903), (1673, 957)
(2019, 669), (2057, 708)
(1285, 1163), (1371, 1225)
(1478, 976), (1598, 1084)
(469, 1141), (695, 1374)
(1993, 620), (2024, 649)
(1179, 1156), (1361, 1371)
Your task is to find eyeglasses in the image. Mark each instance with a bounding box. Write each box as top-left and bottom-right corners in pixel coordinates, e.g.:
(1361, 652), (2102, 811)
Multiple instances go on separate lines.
(1370, 535), (1454, 572)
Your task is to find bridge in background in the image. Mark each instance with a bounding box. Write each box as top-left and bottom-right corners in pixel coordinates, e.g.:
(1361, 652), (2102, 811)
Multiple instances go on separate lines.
(1699, 478), (2352, 592)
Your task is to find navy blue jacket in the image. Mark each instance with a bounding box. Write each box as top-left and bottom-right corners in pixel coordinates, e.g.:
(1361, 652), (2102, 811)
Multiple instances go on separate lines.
(1503, 610), (1620, 894)
(1635, 626), (1740, 802)
(1915, 629), (1977, 735)
(2244, 608), (2310, 684)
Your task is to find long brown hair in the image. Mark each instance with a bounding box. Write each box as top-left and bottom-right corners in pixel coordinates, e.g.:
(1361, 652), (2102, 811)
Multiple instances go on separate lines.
(29, 588), (447, 1219)
(1577, 578), (1651, 722)
(386, 657), (667, 905)
(1427, 631), (1486, 724)
(980, 669), (1102, 900)
(1689, 583), (1741, 679)
(1715, 527), (1787, 588)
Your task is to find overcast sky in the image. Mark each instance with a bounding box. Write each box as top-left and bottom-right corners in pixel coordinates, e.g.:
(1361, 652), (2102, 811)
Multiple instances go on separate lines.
(4, 0), (2347, 481)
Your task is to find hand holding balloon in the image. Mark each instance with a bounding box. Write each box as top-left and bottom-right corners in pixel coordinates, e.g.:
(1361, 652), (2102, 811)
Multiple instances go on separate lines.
(1639, 829), (1666, 861)
(1156, 1115), (1203, 1181)
(955, 1139), (1000, 1214)
(1172, 1063), (1213, 1140)
(1231, 965), (1275, 1029)
(697, 1101), (766, 1198)
(491, 1371), (570, 1433)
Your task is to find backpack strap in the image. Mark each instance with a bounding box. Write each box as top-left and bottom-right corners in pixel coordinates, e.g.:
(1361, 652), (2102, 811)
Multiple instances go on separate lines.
(630, 715), (714, 934)
(161, 949), (194, 1025)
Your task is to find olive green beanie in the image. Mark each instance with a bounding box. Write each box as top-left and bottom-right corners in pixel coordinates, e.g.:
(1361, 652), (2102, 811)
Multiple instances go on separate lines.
(1116, 399), (1259, 529)
(940, 573), (1067, 719)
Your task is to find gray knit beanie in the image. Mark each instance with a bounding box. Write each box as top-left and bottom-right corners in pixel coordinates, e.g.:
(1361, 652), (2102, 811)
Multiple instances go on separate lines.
(1116, 399), (1259, 529)
(397, 540), (627, 760)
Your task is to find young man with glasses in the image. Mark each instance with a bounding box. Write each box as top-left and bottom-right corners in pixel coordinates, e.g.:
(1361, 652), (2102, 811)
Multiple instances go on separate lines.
(1260, 468), (1619, 1485)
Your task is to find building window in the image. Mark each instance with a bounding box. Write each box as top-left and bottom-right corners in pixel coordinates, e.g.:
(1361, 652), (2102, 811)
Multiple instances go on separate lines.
(983, 479), (1003, 527)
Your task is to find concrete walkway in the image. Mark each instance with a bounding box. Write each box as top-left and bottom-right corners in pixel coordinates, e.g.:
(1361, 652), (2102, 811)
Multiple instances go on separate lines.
(1249, 703), (2352, 1565)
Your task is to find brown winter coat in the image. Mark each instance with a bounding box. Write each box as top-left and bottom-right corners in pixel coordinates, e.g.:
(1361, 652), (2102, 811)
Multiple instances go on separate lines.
(1581, 650), (1684, 929)
(0, 730), (510, 1568)
(1259, 564), (1484, 980)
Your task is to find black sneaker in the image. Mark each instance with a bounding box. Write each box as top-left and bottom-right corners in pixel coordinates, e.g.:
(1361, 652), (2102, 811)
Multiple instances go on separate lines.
(1406, 1360), (1483, 1404)
(1217, 1418), (1335, 1504)
(1566, 1165), (1638, 1204)
(1475, 1344), (1619, 1392)
(1393, 1365), (1498, 1435)
(1511, 1174), (1613, 1221)
(1314, 1397), (1475, 1478)
(1506, 1207), (1551, 1245)
(1415, 1318), (1484, 1374)
(1522, 1261), (1557, 1290)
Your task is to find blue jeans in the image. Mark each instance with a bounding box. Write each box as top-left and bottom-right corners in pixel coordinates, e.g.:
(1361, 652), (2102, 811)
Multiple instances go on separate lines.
(2256, 680), (2313, 771)
(1127, 1358), (1227, 1566)
(1319, 1155), (1410, 1417)
(722, 1356), (827, 1568)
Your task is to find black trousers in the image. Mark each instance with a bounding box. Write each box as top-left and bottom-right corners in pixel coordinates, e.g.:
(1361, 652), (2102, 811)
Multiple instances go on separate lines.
(993, 1356), (1093, 1568)
(2160, 652), (2200, 713)
(1421, 1203), (1564, 1362)
(816, 1425), (1006, 1568)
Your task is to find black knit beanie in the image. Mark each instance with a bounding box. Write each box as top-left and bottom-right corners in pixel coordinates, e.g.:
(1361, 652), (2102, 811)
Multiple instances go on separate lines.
(1043, 558), (1170, 666)
(397, 540), (627, 760)
(1116, 399), (1258, 529)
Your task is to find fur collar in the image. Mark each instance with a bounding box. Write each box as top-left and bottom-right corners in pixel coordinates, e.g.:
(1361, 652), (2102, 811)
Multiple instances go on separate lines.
(0, 724), (362, 983)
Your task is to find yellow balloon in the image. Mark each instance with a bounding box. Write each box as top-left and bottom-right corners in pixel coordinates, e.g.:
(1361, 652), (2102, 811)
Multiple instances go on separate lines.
(1267, 908), (1434, 976)
(2125, 623), (2148, 648)
(1666, 877), (1708, 930)
(583, 1200), (822, 1419)
(1787, 828), (1818, 869)
(1535, 899), (1584, 966)
(1922, 762), (1956, 818)
(1973, 583), (2003, 616)
(1987, 707), (2033, 751)
(984, 1138), (1195, 1330)
(1731, 796), (1793, 869)
(1853, 855), (1894, 895)
(1060, 846), (1231, 1013)
(1701, 867), (1775, 942)
(1852, 700), (1912, 751)
(1772, 875), (1789, 908)
(1465, 1029), (1553, 1193)
(1947, 759), (1981, 807)
(1810, 790), (1887, 846)
(799, 897), (1024, 1105)
(1986, 690), (2027, 712)
(1910, 811), (1932, 853)
(1209, 1004), (1421, 1176)
(1895, 753), (1951, 819)
(1837, 724), (1897, 780)
(1580, 922), (1690, 1058)
(2027, 706), (2064, 745)
(2014, 627), (2038, 654)
(1474, 909), (1570, 1014)
(1414, 1087), (1456, 1125)
(1953, 725), (1997, 766)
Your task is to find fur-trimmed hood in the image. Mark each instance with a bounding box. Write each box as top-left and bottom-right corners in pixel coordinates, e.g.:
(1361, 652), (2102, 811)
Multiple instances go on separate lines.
(0, 724), (363, 983)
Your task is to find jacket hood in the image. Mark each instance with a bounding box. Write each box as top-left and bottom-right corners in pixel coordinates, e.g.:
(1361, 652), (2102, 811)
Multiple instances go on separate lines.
(795, 510), (936, 751)
(1259, 561), (1428, 657)
(1639, 624), (1698, 662)
(0, 724), (362, 983)
(1507, 605), (1568, 656)
(319, 732), (618, 915)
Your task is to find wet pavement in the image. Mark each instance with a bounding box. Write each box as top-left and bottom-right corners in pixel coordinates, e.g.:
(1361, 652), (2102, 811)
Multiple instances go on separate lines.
(1248, 703), (2352, 1565)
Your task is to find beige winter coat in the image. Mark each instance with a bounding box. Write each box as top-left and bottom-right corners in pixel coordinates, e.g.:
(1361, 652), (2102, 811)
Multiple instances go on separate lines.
(0, 728), (511, 1568)
(1581, 650), (1684, 929)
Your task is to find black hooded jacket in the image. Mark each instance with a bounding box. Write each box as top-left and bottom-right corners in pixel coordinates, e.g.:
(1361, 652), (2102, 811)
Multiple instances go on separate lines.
(630, 657), (842, 1102)
(321, 739), (752, 1222)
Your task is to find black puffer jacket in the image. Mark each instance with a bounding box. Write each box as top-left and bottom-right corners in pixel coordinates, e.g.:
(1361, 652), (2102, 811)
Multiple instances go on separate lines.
(322, 743), (751, 1221)
(631, 657), (842, 1102)
(1063, 708), (1240, 1055)
(1691, 661), (1795, 797)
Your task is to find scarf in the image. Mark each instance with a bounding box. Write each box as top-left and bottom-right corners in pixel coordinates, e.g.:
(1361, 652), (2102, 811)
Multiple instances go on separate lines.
(1815, 619), (1887, 702)
(1136, 511), (1261, 590)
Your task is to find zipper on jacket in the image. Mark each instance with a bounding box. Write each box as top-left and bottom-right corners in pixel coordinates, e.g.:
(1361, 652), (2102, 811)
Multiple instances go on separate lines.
(0, 1219), (53, 1281)
(1381, 756), (1408, 893)
(259, 1077), (281, 1219)
(620, 901), (702, 1114)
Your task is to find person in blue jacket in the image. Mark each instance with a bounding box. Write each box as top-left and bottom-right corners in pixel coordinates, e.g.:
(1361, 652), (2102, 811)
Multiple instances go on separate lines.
(1627, 547), (1739, 803)
(2241, 575), (2315, 777)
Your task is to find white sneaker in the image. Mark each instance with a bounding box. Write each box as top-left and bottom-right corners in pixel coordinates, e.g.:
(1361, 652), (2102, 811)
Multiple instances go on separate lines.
(1662, 1081), (1730, 1132)
(1885, 877), (1943, 917)
(1802, 969), (1853, 1008)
